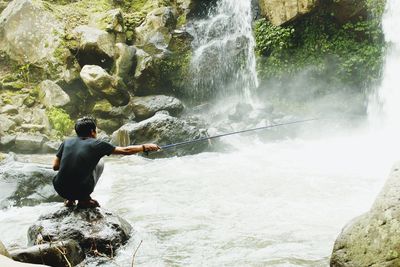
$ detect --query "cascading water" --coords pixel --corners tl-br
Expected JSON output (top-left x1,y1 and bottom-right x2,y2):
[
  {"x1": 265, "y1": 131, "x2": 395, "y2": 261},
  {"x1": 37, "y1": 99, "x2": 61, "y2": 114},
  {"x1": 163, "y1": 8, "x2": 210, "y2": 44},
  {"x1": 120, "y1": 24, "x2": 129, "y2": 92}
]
[
  {"x1": 368, "y1": 0, "x2": 400, "y2": 135},
  {"x1": 188, "y1": 0, "x2": 258, "y2": 103}
]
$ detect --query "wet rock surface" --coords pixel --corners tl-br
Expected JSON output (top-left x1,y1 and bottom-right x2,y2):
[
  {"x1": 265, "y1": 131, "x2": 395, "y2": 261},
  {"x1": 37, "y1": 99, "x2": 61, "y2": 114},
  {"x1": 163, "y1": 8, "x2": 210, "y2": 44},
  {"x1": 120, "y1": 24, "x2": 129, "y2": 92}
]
[
  {"x1": 28, "y1": 207, "x2": 132, "y2": 258},
  {"x1": 0, "y1": 153, "x2": 61, "y2": 208},
  {"x1": 10, "y1": 240, "x2": 84, "y2": 267},
  {"x1": 131, "y1": 95, "x2": 184, "y2": 120},
  {"x1": 331, "y1": 163, "x2": 400, "y2": 267},
  {"x1": 112, "y1": 112, "x2": 208, "y2": 156}
]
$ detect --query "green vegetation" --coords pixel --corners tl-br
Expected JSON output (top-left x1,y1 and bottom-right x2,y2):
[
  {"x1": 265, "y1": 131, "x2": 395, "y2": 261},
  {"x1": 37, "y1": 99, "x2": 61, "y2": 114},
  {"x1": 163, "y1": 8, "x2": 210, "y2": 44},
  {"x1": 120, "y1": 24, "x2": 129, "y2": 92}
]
[
  {"x1": 46, "y1": 107, "x2": 74, "y2": 138},
  {"x1": 254, "y1": 2, "x2": 386, "y2": 93}
]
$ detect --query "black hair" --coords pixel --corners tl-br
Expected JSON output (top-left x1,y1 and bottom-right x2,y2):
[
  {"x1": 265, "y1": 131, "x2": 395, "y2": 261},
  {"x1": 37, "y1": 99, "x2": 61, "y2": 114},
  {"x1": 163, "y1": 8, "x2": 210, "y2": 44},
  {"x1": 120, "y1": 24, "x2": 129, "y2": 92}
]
[{"x1": 75, "y1": 117, "x2": 97, "y2": 137}]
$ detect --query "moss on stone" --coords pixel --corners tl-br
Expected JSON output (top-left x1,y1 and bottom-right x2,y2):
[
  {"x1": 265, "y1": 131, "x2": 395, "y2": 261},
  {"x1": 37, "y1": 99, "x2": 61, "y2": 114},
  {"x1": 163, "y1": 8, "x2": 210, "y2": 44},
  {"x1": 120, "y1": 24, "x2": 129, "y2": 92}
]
[{"x1": 46, "y1": 107, "x2": 74, "y2": 138}]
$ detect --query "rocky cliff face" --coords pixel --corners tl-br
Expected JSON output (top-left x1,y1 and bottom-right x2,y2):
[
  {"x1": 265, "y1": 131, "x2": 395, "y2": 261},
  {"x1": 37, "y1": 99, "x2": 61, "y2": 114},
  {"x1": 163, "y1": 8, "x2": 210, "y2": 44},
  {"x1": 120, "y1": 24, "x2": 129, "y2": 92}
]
[
  {"x1": 331, "y1": 162, "x2": 400, "y2": 267},
  {"x1": 258, "y1": 0, "x2": 318, "y2": 26},
  {"x1": 0, "y1": 0, "x2": 208, "y2": 155}
]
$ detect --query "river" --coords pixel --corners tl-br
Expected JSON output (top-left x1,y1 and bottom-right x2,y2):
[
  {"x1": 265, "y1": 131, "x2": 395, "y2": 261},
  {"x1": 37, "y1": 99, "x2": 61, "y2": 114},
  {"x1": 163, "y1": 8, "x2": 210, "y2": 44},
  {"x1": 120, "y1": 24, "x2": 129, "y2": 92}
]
[{"x1": 0, "y1": 128, "x2": 393, "y2": 266}]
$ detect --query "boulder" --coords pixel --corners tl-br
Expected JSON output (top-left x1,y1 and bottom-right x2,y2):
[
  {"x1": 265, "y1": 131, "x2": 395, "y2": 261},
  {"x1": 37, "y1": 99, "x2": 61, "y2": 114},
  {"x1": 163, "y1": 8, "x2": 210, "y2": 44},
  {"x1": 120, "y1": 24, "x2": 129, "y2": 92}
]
[
  {"x1": 38, "y1": 80, "x2": 70, "y2": 108},
  {"x1": 10, "y1": 240, "x2": 84, "y2": 267},
  {"x1": 114, "y1": 43, "x2": 136, "y2": 84},
  {"x1": 0, "y1": 104, "x2": 18, "y2": 115},
  {"x1": 259, "y1": 0, "x2": 318, "y2": 26},
  {"x1": 14, "y1": 134, "x2": 47, "y2": 153},
  {"x1": 73, "y1": 25, "x2": 116, "y2": 69},
  {"x1": 28, "y1": 207, "x2": 132, "y2": 257},
  {"x1": 131, "y1": 95, "x2": 184, "y2": 120},
  {"x1": 0, "y1": 114, "x2": 16, "y2": 134},
  {"x1": 111, "y1": 113, "x2": 208, "y2": 156},
  {"x1": 0, "y1": 255, "x2": 50, "y2": 267},
  {"x1": 331, "y1": 162, "x2": 400, "y2": 266},
  {"x1": 0, "y1": 155, "x2": 61, "y2": 207},
  {"x1": 0, "y1": 135, "x2": 16, "y2": 150},
  {"x1": 0, "y1": 0, "x2": 62, "y2": 64},
  {"x1": 89, "y1": 9, "x2": 125, "y2": 34},
  {"x1": 133, "y1": 45, "x2": 167, "y2": 95},
  {"x1": 80, "y1": 65, "x2": 130, "y2": 107},
  {"x1": 135, "y1": 6, "x2": 177, "y2": 49},
  {"x1": 0, "y1": 240, "x2": 10, "y2": 258}
]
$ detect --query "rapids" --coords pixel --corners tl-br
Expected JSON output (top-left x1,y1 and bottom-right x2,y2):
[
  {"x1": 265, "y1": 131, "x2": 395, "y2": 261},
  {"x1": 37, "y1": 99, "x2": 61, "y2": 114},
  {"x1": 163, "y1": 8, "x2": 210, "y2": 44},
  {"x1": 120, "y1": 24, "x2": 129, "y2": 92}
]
[{"x1": 0, "y1": 130, "x2": 393, "y2": 266}]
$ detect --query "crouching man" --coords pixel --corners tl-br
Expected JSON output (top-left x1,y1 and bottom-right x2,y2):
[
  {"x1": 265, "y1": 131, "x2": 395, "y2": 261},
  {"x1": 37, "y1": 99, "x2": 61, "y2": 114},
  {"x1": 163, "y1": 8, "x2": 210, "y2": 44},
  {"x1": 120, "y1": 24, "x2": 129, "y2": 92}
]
[{"x1": 52, "y1": 117, "x2": 160, "y2": 208}]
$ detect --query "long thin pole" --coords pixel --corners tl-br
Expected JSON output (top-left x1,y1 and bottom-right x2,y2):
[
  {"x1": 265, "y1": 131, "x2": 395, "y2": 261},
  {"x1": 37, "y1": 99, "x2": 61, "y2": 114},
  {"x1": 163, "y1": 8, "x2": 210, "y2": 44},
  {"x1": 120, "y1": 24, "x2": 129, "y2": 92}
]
[{"x1": 158, "y1": 118, "x2": 319, "y2": 151}]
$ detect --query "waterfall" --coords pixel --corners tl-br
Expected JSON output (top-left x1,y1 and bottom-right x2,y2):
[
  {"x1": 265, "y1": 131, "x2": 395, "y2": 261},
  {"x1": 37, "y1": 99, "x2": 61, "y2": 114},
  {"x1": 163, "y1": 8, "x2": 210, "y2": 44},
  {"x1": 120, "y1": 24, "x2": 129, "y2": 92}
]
[
  {"x1": 368, "y1": 0, "x2": 400, "y2": 134},
  {"x1": 187, "y1": 0, "x2": 258, "y2": 103}
]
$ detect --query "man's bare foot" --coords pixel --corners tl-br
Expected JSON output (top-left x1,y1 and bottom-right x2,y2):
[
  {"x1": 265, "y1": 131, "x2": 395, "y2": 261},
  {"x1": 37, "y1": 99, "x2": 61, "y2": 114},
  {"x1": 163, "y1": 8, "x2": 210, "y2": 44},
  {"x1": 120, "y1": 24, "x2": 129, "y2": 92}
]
[
  {"x1": 64, "y1": 199, "x2": 76, "y2": 207},
  {"x1": 77, "y1": 198, "x2": 100, "y2": 209}
]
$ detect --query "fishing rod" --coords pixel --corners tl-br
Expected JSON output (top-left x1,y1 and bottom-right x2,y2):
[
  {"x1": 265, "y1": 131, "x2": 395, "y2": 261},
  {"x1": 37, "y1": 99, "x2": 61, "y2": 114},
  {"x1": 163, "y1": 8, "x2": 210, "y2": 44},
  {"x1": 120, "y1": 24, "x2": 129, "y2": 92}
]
[{"x1": 148, "y1": 118, "x2": 320, "y2": 154}]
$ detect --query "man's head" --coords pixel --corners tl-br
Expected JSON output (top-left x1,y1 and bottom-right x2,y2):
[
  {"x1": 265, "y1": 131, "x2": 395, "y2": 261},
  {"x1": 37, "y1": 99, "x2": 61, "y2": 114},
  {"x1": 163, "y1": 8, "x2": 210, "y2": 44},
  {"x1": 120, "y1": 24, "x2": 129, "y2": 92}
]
[{"x1": 75, "y1": 117, "x2": 97, "y2": 138}]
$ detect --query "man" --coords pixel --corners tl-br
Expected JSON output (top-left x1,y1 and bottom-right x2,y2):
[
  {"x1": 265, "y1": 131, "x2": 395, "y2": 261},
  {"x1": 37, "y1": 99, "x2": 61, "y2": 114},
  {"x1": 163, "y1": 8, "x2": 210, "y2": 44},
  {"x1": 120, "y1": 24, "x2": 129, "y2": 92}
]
[{"x1": 52, "y1": 117, "x2": 160, "y2": 208}]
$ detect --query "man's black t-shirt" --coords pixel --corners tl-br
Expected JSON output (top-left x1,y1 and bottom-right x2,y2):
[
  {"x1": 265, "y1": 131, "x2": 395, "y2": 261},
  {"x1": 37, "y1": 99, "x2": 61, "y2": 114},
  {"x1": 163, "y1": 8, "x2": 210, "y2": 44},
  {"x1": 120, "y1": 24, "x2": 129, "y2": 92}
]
[{"x1": 53, "y1": 137, "x2": 115, "y2": 200}]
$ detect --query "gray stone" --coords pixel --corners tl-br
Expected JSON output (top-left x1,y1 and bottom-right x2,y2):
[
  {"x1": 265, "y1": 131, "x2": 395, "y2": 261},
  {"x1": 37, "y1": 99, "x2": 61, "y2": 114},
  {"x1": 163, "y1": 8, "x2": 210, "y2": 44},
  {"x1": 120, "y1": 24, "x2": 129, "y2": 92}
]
[
  {"x1": 0, "y1": 104, "x2": 18, "y2": 115},
  {"x1": 89, "y1": 8, "x2": 125, "y2": 34},
  {"x1": 331, "y1": 162, "x2": 400, "y2": 267},
  {"x1": 131, "y1": 95, "x2": 184, "y2": 120},
  {"x1": 0, "y1": 135, "x2": 16, "y2": 150},
  {"x1": 133, "y1": 45, "x2": 168, "y2": 95},
  {"x1": 135, "y1": 6, "x2": 177, "y2": 49},
  {"x1": 73, "y1": 25, "x2": 116, "y2": 58},
  {"x1": 20, "y1": 124, "x2": 46, "y2": 133},
  {"x1": 0, "y1": 115, "x2": 16, "y2": 134},
  {"x1": 0, "y1": 240, "x2": 10, "y2": 258},
  {"x1": 0, "y1": 255, "x2": 50, "y2": 267},
  {"x1": 10, "y1": 240, "x2": 84, "y2": 267},
  {"x1": 258, "y1": 0, "x2": 318, "y2": 26},
  {"x1": 114, "y1": 43, "x2": 136, "y2": 83},
  {"x1": 0, "y1": 0, "x2": 62, "y2": 64},
  {"x1": 14, "y1": 134, "x2": 47, "y2": 153},
  {"x1": 111, "y1": 113, "x2": 208, "y2": 156},
  {"x1": 38, "y1": 80, "x2": 70, "y2": 108},
  {"x1": 80, "y1": 65, "x2": 130, "y2": 107},
  {"x1": 28, "y1": 207, "x2": 132, "y2": 257},
  {"x1": 42, "y1": 140, "x2": 61, "y2": 153},
  {"x1": 0, "y1": 157, "x2": 61, "y2": 207}
]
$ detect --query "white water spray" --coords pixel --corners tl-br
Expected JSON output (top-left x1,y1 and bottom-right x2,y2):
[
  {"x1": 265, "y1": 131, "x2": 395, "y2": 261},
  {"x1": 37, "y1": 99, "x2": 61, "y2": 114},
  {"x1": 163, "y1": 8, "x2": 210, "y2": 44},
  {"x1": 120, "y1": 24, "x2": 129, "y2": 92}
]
[
  {"x1": 188, "y1": 0, "x2": 258, "y2": 103},
  {"x1": 368, "y1": 0, "x2": 400, "y2": 135}
]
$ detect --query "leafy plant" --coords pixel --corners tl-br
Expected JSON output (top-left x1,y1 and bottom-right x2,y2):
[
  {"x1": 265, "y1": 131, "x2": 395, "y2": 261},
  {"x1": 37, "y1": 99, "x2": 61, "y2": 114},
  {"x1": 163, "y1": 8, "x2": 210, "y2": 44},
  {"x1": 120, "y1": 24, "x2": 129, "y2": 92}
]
[{"x1": 46, "y1": 107, "x2": 74, "y2": 138}]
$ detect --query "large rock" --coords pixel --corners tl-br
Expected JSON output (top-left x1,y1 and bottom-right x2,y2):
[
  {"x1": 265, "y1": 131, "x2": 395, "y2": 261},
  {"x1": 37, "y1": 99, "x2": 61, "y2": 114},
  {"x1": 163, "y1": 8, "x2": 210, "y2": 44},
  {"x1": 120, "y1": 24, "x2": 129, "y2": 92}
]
[
  {"x1": 28, "y1": 207, "x2": 132, "y2": 257},
  {"x1": 259, "y1": 0, "x2": 318, "y2": 26},
  {"x1": 131, "y1": 95, "x2": 184, "y2": 120},
  {"x1": 73, "y1": 25, "x2": 116, "y2": 70},
  {"x1": 14, "y1": 134, "x2": 47, "y2": 153},
  {"x1": 38, "y1": 80, "x2": 70, "y2": 108},
  {"x1": 111, "y1": 113, "x2": 208, "y2": 156},
  {"x1": 135, "y1": 6, "x2": 177, "y2": 49},
  {"x1": 331, "y1": 162, "x2": 400, "y2": 266},
  {"x1": 0, "y1": 255, "x2": 50, "y2": 267},
  {"x1": 0, "y1": 114, "x2": 16, "y2": 135},
  {"x1": 0, "y1": 154, "x2": 61, "y2": 207},
  {"x1": 73, "y1": 25, "x2": 115, "y2": 58},
  {"x1": 0, "y1": 240, "x2": 10, "y2": 258},
  {"x1": 80, "y1": 65, "x2": 130, "y2": 107},
  {"x1": 10, "y1": 240, "x2": 84, "y2": 267},
  {"x1": 0, "y1": 0, "x2": 62, "y2": 64},
  {"x1": 114, "y1": 43, "x2": 136, "y2": 84}
]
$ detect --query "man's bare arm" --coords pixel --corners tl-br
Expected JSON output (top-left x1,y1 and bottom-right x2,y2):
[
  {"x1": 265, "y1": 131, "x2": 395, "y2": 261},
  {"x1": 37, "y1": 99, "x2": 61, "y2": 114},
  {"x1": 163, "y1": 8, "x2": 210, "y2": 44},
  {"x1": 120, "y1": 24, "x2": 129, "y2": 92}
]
[
  {"x1": 112, "y1": 144, "x2": 160, "y2": 155},
  {"x1": 53, "y1": 156, "x2": 60, "y2": 171}
]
